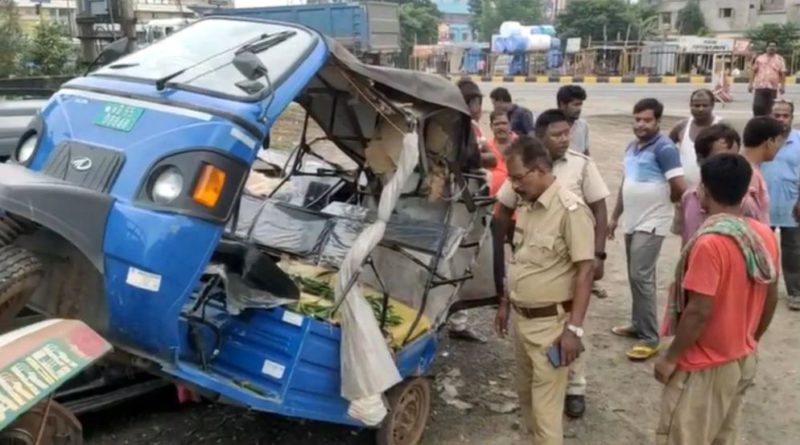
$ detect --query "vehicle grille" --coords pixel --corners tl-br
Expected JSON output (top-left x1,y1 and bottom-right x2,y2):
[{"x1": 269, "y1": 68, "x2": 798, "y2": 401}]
[{"x1": 43, "y1": 142, "x2": 125, "y2": 193}]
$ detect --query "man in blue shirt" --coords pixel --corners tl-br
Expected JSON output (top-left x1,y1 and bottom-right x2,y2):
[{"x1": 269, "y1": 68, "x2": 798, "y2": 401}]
[
  {"x1": 762, "y1": 98, "x2": 800, "y2": 310},
  {"x1": 490, "y1": 87, "x2": 535, "y2": 136},
  {"x1": 609, "y1": 98, "x2": 687, "y2": 360}
]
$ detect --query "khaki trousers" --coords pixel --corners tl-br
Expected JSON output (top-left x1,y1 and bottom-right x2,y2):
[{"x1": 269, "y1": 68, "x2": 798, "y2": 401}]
[
  {"x1": 514, "y1": 310, "x2": 569, "y2": 445},
  {"x1": 656, "y1": 354, "x2": 758, "y2": 445}
]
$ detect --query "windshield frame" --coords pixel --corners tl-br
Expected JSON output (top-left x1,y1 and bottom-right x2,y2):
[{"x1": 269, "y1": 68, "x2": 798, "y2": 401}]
[{"x1": 90, "y1": 17, "x2": 323, "y2": 104}]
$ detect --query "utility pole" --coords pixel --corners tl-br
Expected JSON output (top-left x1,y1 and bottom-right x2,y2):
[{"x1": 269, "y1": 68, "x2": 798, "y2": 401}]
[
  {"x1": 116, "y1": 0, "x2": 136, "y2": 43},
  {"x1": 76, "y1": 0, "x2": 137, "y2": 65},
  {"x1": 65, "y1": 0, "x2": 74, "y2": 37},
  {"x1": 76, "y1": 0, "x2": 98, "y2": 62}
]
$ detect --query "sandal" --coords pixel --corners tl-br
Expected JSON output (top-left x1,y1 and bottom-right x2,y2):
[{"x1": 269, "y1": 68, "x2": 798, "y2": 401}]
[
  {"x1": 626, "y1": 343, "x2": 660, "y2": 361},
  {"x1": 611, "y1": 325, "x2": 638, "y2": 338}
]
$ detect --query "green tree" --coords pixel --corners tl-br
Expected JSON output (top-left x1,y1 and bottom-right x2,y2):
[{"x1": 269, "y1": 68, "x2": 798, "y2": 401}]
[
  {"x1": 556, "y1": 0, "x2": 659, "y2": 44},
  {"x1": 746, "y1": 22, "x2": 800, "y2": 58},
  {"x1": 398, "y1": 0, "x2": 441, "y2": 67},
  {"x1": 468, "y1": 0, "x2": 483, "y2": 40},
  {"x1": 23, "y1": 21, "x2": 73, "y2": 75},
  {"x1": 0, "y1": 0, "x2": 25, "y2": 77},
  {"x1": 399, "y1": 0, "x2": 441, "y2": 45},
  {"x1": 474, "y1": 0, "x2": 544, "y2": 41},
  {"x1": 676, "y1": 0, "x2": 706, "y2": 35},
  {"x1": 624, "y1": 1, "x2": 660, "y2": 42}
]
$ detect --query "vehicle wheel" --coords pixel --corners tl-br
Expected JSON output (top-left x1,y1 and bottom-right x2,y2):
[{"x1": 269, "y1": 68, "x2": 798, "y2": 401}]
[
  {"x1": 0, "y1": 400, "x2": 82, "y2": 445},
  {"x1": 0, "y1": 214, "x2": 28, "y2": 247},
  {"x1": 376, "y1": 377, "x2": 432, "y2": 445},
  {"x1": 0, "y1": 245, "x2": 44, "y2": 322}
]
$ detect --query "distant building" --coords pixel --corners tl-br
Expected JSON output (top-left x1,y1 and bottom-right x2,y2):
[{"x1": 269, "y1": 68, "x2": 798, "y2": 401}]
[
  {"x1": 14, "y1": 0, "x2": 233, "y2": 35},
  {"x1": 15, "y1": 0, "x2": 77, "y2": 33},
  {"x1": 656, "y1": 0, "x2": 800, "y2": 37},
  {"x1": 432, "y1": 0, "x2": 472, "y2": 43},
  {"x1": 133, "y1": 0, "x2": 230, "y2": 21}
]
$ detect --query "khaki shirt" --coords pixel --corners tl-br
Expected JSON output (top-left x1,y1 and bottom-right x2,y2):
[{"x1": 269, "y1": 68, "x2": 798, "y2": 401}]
[
  {"x1": 506, "y1": 181, "x2": 595, "y2": 307},
  {"x1": 497, "y1": 149, "x2": 610, "y2": 208}
]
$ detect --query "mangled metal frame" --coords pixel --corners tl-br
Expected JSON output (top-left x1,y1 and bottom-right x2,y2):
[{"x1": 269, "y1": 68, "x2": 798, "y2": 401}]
[{"x1": 233, "y1": 38, "x2": 495, "y2": 342}]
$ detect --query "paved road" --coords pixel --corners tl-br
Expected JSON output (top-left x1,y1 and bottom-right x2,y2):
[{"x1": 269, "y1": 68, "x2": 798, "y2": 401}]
[
  {"x1": 81, "y1": 114, "x2": 800, "y2": 445},
  {"x1": 476, "y1": 83, "x2": 799, "y2": 121}
]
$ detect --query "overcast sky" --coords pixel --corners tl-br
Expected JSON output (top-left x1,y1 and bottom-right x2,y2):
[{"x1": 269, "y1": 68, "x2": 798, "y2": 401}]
[{"x1": 234, "y1": 0, "x2": 307, "y2": 7}]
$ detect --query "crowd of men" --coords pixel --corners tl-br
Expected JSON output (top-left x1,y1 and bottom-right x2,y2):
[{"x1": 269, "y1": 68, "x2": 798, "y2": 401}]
[{"x1": 453, "y1": 74, "x2": 799, "y2": 445}]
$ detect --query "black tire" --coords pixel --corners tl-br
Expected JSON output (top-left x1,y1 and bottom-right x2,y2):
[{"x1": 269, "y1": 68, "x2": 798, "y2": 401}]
[
  {"x1": 376, "y1": 377, "x2": 432, "y2": 445},
  {"x1": 0, "y1": 245, "x2": 44, "y2": 322},
  {"x1": 0, "y1": 400, "x2": 83, "y2": 445},
  {"x1": 0, "y1": 214, "x2": 28, "y2": 247}
]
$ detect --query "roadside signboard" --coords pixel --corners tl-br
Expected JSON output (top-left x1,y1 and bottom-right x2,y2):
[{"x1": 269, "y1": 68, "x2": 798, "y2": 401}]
[
  {"x1": 566, "y1": 38, "x2": 581, "y2": 54},
  {"x1": 677, "y1": 36, "x2": 734, "y2": 53}
]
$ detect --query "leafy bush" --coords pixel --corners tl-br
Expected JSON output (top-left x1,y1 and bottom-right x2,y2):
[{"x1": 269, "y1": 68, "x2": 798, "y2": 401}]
[
  {"x1": 22, "y1": 21, "x2": 75, "y2": 76},
  {"x1": 0, "y1": 0, "x2": 25, "y2": 77}
]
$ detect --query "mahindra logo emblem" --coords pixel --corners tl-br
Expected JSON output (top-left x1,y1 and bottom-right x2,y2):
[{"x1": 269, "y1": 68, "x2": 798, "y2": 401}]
[{"x1": 70, "y1": 157, "x2": 92, "y2": 172}]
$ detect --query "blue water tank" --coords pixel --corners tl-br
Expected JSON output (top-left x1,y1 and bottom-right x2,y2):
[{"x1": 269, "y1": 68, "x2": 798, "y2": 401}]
[
  {"x1": 464, "y1": 47, "x2": 483, "y2": 74},
  {"x1": 547, "y1": 48, "x2": 563, "y2": 69},
  {"x1": 507, "y1": 34, "x2": 528, "y2": 52}
]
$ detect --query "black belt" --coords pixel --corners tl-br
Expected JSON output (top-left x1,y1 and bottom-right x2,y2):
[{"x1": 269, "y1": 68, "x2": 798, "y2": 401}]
[{"x1": 512, "y1": 300, "x2": 572, "y2": 319}]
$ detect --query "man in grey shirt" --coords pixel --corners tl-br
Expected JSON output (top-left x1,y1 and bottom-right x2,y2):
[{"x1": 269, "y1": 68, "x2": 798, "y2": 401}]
[{"x1": 558, "y1": 85, "x2": 590, "y2": 155}]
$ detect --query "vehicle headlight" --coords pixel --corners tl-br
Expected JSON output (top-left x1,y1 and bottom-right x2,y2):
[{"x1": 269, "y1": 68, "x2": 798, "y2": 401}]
[
  {"x1": 16, "y1": 134, "x2": 38, "y2": 163},
  {"x1": 150, "y1": 167, "x2": 184, "y2": 205}
]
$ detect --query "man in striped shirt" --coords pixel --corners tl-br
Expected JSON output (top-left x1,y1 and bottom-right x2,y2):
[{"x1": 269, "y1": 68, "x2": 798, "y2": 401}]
[{"x1": 609, "y1": 98, "x2": 687, "y2": 361}]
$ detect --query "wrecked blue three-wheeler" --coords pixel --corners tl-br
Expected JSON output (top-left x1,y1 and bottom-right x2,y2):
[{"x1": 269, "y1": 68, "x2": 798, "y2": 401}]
[{"x1": 0, "y1": 16, "x2": 497, "y2": 445}]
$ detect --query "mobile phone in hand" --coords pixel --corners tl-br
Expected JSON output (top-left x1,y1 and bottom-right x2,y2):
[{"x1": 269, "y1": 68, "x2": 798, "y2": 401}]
[
  {"x1": 546, "y1": 343, "x2": 586, "y2": 368},
  {"x1": 546, "y1": 345, "x2": 562, "y2": 368}
]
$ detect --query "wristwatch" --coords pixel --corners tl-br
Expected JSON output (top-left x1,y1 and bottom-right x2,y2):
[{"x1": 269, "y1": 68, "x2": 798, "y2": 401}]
[
  {"x1": 595, "y1": 251, "x2": 607, "y2": 261},
  {"x1": 566, "y1": 324, "x2": 584, "y2": 338}
]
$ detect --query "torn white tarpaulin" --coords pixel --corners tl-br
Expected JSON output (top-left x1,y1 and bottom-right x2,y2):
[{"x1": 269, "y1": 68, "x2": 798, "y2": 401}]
[{"x1": 335, "y1": 131, "x2": 419, "y2": 425}]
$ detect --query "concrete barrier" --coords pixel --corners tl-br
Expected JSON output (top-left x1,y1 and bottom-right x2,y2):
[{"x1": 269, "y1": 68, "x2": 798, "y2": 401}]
[
  {"x1": 0, "y1": 75, "x2": 75, "y2": 97},
  {"x1": 451, "y1": 75, "x2": 798, "y2": 85}
]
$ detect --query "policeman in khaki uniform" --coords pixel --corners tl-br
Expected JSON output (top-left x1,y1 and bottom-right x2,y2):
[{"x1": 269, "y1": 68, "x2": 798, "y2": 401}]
[
  {"x1": 493, "y1": 136, "x2": 596, "y2": 445},
  {"x1": 496, "y1": 109, "x2": 609, "y2": 419}
]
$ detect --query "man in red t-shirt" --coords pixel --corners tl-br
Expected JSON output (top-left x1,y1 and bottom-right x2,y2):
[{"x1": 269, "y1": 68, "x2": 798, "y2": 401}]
[
  {"x1": 485, "y1": 110, "x2": 517, "y2": 196},
  {"x1": 654, "y1": 153, "x2": 779, "y2": 445}
]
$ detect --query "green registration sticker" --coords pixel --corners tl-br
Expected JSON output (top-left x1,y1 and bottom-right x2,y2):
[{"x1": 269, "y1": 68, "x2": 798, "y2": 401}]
[{"x1": 94, "y1": 102, "x2": 145, "y2": 132}]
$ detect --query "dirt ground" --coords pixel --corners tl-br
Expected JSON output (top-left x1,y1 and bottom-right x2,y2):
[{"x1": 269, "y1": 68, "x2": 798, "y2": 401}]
[{"x1": 81, "y1": 112, "x2": 800, "y2": 445}]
